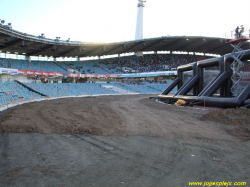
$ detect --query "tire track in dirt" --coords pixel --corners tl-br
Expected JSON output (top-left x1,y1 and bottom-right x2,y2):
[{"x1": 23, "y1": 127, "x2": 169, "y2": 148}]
[{"x1": 0, "y1": 94, "x2": 248, "y2": 141}]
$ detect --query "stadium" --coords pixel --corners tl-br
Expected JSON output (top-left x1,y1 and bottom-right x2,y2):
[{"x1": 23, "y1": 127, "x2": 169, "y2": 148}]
[{"x1": 0, "y1": 0, "x2": 250, "y2": 186}]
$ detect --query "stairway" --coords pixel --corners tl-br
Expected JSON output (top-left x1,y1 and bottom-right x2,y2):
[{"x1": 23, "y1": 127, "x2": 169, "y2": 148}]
[
  {"x1": 14, "y1": 80, "x2": 48, "y2": 97},
  {"x1": 101, "y1": 85, "x2": 138, "y2": 94}
]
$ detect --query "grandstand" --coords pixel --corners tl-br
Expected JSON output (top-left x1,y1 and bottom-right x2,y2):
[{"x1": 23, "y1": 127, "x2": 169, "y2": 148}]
[
  {"x1": 1, "y1": 50, "x2": 208, "y2": 108},
  {"x1": 0, "y1": 54, "x2": 210, "y2": 74},
  {"x1": 0, "y1": 80, "x2": 176, "y2": 108},
  {"x1": 0, "y1": 23, "x2": 249, "y2": 109},
  {"x1": 1, "y1": 2, "x2": 250, "y2": 186},
  {"x1": 1, "y1": 32, "x2": 213, "y2": 109}
]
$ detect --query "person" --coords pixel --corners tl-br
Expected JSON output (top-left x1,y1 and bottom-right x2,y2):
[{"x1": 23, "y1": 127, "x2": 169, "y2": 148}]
[
  {"x1": 239, "y1": 25, "x2": 244, "y2": 38},
  {"x1": 235, "y1": 26, "x2": 239, "y2": 38}
]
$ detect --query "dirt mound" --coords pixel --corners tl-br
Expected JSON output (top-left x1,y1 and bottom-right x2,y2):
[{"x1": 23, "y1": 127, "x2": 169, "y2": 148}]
[
  {"x1": 0, "y1": 95, "x2": 249, "y2": 141},
  {"x1": 201, "y1": 108, "x2": 250, "y2": 141},
  {"x1": 201, "y1": 108, "x2": 250, "y2": 125}
]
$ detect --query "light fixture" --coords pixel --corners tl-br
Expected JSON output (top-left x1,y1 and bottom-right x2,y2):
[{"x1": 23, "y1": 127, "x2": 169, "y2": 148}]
[
  {"x1": 39, "y1": 33, "x2": 45, "y2": 38},
  {"x1": 22, "y1": 53, "x2": 26, "y2": 54},
  {"x1": 55, "y1": 37, "x2": 60, "y2": 43}
]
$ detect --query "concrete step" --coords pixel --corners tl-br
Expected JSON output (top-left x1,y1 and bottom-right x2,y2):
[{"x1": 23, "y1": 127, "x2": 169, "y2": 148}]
[{"x1": 102, "y1": 85, "x2": 138, "y2": 94}]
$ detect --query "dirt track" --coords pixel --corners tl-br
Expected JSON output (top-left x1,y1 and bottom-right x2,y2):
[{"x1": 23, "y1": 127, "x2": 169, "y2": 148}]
[{"x1": 0, "y1": 94, "x2": 250, "y2": 187}]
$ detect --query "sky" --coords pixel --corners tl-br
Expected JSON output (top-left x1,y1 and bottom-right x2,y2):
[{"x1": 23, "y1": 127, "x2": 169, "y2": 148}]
[{"x1": 1, "y1": 0, "x2": 250, "y2": 43}]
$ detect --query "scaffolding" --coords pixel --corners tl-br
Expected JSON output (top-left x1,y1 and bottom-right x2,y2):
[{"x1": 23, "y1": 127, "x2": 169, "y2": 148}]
[{"x1": 226, "y1": 28, "x2": 250, "y2": 96}]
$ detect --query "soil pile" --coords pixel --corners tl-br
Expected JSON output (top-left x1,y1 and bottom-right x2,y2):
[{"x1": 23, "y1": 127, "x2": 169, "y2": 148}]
[
  {"x1": 0, "y1": 95, "x2": 249, "y2": 141},
  {"x1": 201, "y1": 108, "x2": 250, "y2": 141}
]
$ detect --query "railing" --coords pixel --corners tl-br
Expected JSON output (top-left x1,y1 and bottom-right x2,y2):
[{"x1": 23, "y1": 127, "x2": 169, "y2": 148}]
[{"x1": 225, "y1": 28, "x2": 250, "y2": 40}]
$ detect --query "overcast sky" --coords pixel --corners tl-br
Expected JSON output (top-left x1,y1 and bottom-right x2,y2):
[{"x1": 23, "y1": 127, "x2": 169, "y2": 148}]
[{"x1": 1, "y1": 0, "x2": 250, "y2": 42}]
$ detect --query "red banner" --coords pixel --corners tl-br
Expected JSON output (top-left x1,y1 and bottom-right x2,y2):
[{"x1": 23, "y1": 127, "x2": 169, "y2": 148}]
[
  {"x1": 42, "y1": 72, "x2": 49, "y2": 76},
  {"x1": 34, "y1": 71, "x2": 43, "y2": 75},
  {"x1": 85, "y1": 74, "x2": 95, "y2": 77},
  {"x1": 27, "y1": 71, "x2": 35, "y2": 75},
  {"x1": 18, "y1": 70, "x2": 119, "y2": 78},
  {"x1": 48, "y1": 72, "x2": 55, "y2": 76},
  {"x1": 55, "y1": 72, "x2": 63, "y2": 76},
  {"x1": 84, "y1": 74, "x2": 120, "y2": 78},
  {"x1": 18, "y1": 70, "x2": 27, "y2": 74},
  {"x1": 18, "y1": 70, "x2": 63, "y2": 77},
  {"x1": 106, "y1": 74, "x2": 120, "y2": 78},
  {"x1": 68, "y1": 73, "x2": 80, "y2": 77}
]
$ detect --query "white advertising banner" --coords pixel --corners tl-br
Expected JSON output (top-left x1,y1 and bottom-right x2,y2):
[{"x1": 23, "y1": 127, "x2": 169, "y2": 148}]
[{"x1": 0, "y1": 68, "x2": 18, "y2": 74}]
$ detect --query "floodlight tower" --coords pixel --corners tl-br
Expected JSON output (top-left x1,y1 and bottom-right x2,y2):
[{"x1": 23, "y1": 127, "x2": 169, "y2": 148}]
[{"x1": 135, "y1": 0, "x2": 146, "y2": 40}]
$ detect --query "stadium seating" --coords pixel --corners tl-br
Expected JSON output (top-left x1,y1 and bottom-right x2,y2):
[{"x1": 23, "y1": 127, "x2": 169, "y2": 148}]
[
  {"x1": 0, "y1": 54, "x2": 211, "y2": 75},
  {"x1": 0, "y1": 81, "x2": 43, "y2": 106},
  {"x1": 22, "y1": 83, "x2": 119, "y2": 97},
  {"x1": 0, "y1": 81, "x2": 178, "y2": 107},
  {"x1": 0, "y1": 54, "x2": 205, "y2": 107}
]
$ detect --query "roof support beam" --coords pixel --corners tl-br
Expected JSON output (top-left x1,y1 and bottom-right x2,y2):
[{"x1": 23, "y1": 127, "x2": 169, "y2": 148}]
[
  {"x1": 154, "y1": 37, "x2": 184, "y2": 51},
  {"x1": 206, "y1": 43, "x2": 228, "y2": 54},
  {"x1": 26, "y1": 44, "x2": 53, "y2": 56},
  {"x1": 191, "y1": 39, "x2": 218, "y2": 53},
  {"x1": 119, "y1": 41, "x2": 145, "y2": 54},
  {"x1": 85, "y1": 45, "x2": 104, "y2": 57},
  {"x1": 55, "y1": 47, "x2": 80, "y2": 57},
  {"x1": 102, "y1": 44, "x2": 124, "y2": 56},
  {"x1": 0, "y1": 39, "x2": 22, "y2": 50},
  {"x1": 174, "y1": 38, "x2": 201, "y2": 52},
  {"x1": 139, "y1": 39, "x2": 164, "y2": 52}
]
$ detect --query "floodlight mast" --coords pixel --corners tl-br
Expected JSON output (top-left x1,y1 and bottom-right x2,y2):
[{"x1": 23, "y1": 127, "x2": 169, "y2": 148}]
[{"x1": 135, "y1": 0, "x2": 146, "y2": 40}]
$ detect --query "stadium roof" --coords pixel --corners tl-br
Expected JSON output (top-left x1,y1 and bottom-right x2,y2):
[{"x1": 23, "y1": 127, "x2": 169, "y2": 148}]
[{"x1": 0, "y1": 25, "x2": 249, "y2": 58}]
